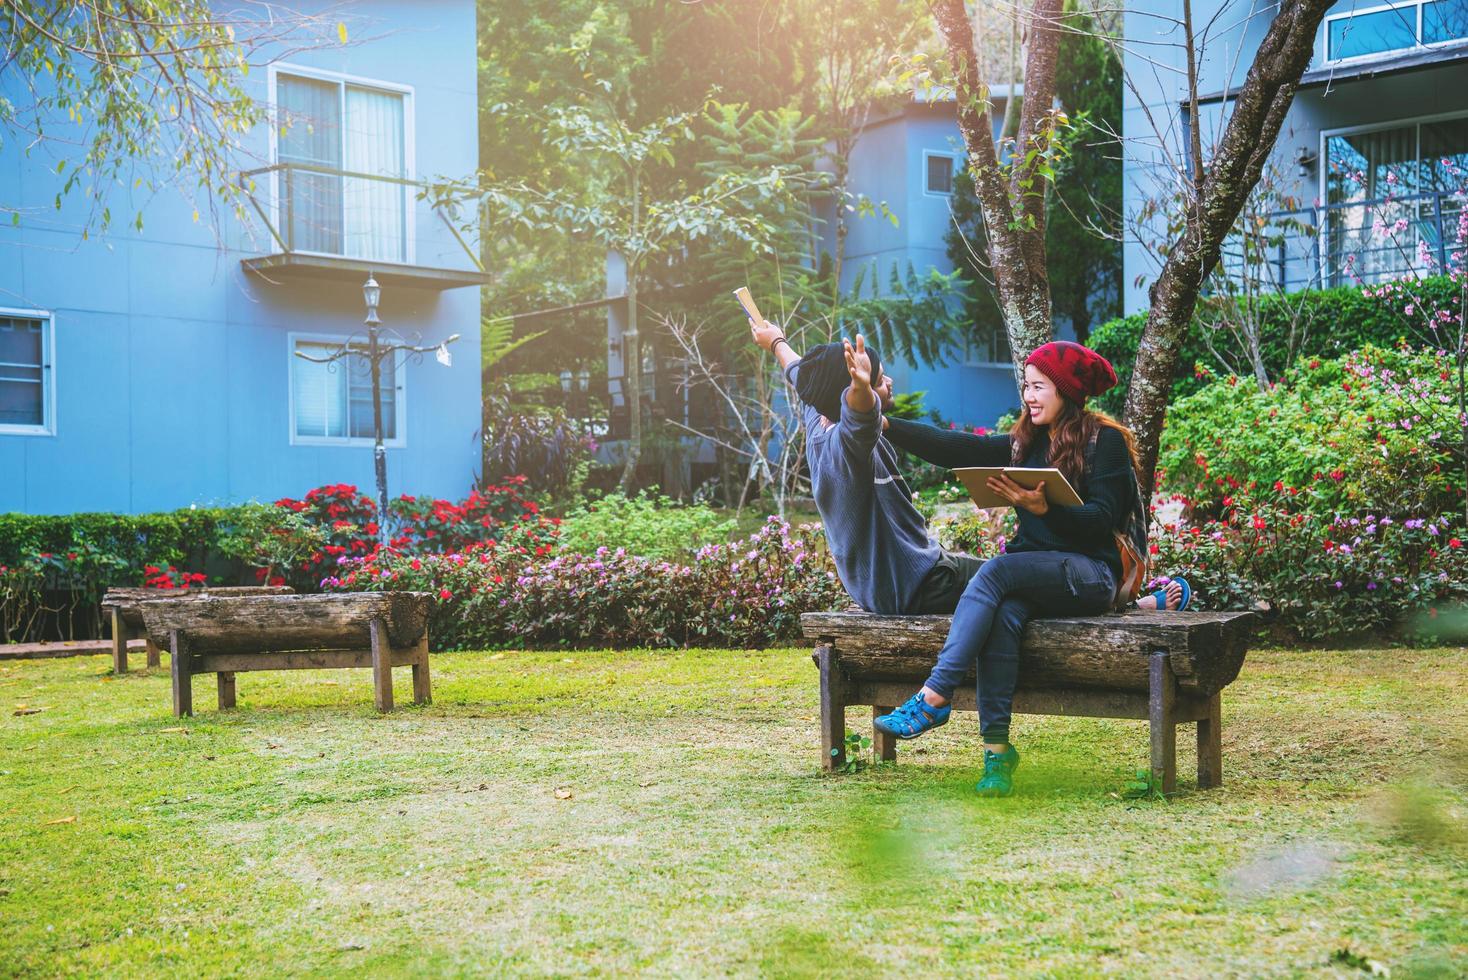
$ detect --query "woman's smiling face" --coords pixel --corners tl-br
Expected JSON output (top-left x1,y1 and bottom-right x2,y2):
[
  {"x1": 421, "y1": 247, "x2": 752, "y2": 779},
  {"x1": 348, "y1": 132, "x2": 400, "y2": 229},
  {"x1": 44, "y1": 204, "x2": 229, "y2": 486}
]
[{"x1": 1022, "y1": 364, "x2": 1064, "y2": 426}]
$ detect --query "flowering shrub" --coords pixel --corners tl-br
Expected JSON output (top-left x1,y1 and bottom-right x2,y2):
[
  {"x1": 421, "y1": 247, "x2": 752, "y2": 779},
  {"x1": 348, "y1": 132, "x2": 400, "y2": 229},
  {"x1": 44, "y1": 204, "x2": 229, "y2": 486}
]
[
  {"x1": 325, "y1": 518, "x2": 846, "y2": 650},
  {"x1": 142, "y1": 564, "x2": 208, "y2": 589},
  {"x1": 263, "y1": 480, "x2": 556, "y2": 590},
  {"x1": 556, "y1": 492, "x2": 736, "y2": 562},
  {"x1": 1151, "y1": 483, "x2": 1468, "y2": 643},
  {"x1": 1159, "y1": 346, "x2": 1461, "y2": 519}
]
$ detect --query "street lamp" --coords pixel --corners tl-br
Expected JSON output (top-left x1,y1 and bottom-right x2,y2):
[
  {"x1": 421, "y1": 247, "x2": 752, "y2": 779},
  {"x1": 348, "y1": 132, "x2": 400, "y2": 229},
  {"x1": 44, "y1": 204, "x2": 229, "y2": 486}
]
[{"x1": 294, "y1": 273, "x2": 460, "y2": 548}]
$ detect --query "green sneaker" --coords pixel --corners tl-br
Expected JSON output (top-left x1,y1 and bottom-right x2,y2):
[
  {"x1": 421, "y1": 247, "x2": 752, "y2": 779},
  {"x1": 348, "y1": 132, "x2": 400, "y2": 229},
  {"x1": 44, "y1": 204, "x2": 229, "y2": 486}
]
[{"x1": 976, "y1": 744, "x2": 1020, "y2": 797}]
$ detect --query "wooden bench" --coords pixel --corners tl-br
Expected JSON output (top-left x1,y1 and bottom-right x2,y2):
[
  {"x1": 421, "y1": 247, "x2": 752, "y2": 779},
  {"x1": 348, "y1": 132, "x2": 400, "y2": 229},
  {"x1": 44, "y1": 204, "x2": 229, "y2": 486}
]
[
  {"x1": 137, "y1": 592, "x2": 433, "y2": 716},
  {"x1": 101, "y1": 586, "x2": 293, "y2": 674},
  {"x1": 801, "y1": 609, "x2": 1255, "y2": 792}
]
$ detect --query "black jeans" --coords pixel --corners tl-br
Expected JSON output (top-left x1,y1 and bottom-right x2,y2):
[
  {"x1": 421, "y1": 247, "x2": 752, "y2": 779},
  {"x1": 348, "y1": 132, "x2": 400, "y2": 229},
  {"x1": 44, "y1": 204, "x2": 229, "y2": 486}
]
[
  {"x1": 906, "y1": 550, "x2": 986, "y2": 614},
  {"x1": 923, "y1": 551, "x2": 1115, "y2": 744}
]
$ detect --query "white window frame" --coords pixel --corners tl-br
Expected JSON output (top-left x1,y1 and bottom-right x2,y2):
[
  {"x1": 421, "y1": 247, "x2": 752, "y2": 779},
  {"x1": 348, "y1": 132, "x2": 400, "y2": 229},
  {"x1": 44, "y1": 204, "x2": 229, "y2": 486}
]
[
  {"x1": 266, "y1": 64, "x2": 417, "y2": 263},
  {"x1": 1316, "y1": 108, "x2": 1468, "y2": 282},
  {"x1": 1321, "y1": 0, "x2": 1468, "y2": 65},
  {"x1": 287, "y1": 331, "x2": 408, "y2": 448},
  {"x1": 0, "y1": 307, "x2": 56, "y2": 437},
  {"x1": 923, "y1": 150, "x2": 957, "y2": 197}
]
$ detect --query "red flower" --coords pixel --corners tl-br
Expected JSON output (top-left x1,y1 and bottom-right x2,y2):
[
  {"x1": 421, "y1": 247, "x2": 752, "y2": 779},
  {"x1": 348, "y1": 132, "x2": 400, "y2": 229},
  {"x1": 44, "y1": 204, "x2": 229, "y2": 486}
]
[
  {"x1": 1252, "y1": 517, "x2": 1266, "y2": 531},
  {"x1": 439, "y1": 588, "x2": 452, "y2": 601},
  {"x1": 1329, "y1": 470, "x2": 1345, "y2": 482},
  {"x1": 410, "y1": 558, "x2": 422, "y2": 571},
  {"x1": 267, "y1": 575, "x2": 286, "y2": 587},
  {"x1": 365, "y1": 522, "x2": 379, "y2": 536},
  {"x1": 1450, "y1": 538, "x2": 1463, "y2": 549}
]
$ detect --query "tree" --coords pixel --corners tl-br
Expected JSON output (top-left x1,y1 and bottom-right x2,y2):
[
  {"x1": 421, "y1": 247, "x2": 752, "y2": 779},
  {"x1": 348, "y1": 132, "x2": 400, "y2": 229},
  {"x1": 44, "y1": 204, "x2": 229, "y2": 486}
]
[
  {"x1": 928, "y1": 0, "x2": 1337, "y2": 495},
  {"x1": 0, "y1": 0, "x2": 344, "y2": 235},
  {"x1": 434, "y1": 102, "x2": 820, "y2": 490}
]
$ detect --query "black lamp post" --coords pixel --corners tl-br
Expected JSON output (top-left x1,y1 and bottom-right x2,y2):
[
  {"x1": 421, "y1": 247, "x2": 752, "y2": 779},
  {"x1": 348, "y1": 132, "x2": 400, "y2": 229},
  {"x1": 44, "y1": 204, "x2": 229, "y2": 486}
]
[{"x1": 294, "y1": 274, "x2": 460, "y2": 547}]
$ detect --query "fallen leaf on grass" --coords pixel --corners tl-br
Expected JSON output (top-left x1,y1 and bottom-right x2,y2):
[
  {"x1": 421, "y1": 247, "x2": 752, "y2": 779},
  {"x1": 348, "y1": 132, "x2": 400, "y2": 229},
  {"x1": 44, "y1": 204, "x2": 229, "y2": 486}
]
[
  {"x1": 12, "y1": 706, "x2": 43, "y2": 716},
  {"x1": 57, "y1": 785, "x2": 78, "y2": 796},
  {"x1": 43, "y1": 815, "x2": 76, "y2": 826},
  {"x1": 553, "y1": 787, "x2": 573, "y2": 800},
  {"x1": 336, "y1": 943, "x2": 366, "y2": 952},
  {"x1": 488, "y1": 653, "x2": 505, "y2": 661},
  {"x1": 638, "y1": 780, "x2": 656, "y2": 788},
  {"x1": 158, "y1": 727, "x2": 189, "y2": 735}
]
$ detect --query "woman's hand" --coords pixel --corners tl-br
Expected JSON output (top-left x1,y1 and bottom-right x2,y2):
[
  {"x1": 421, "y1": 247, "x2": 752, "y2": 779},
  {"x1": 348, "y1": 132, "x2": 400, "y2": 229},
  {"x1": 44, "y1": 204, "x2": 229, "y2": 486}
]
[{"x1": 986, "y1": 474, "x2": 1049, "y2": 515}]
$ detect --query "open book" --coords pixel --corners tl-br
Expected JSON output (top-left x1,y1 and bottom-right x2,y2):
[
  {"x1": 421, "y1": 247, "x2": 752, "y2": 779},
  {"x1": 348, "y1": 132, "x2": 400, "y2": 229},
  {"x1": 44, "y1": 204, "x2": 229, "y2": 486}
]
[{"x1": 954, "y1": 467, "x2": 1084, "y2": 509}]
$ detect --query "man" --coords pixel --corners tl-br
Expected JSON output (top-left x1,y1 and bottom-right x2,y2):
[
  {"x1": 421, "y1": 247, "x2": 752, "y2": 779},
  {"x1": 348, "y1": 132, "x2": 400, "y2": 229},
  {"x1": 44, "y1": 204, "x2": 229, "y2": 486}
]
[{"x1": 748, "y1": 318, "x2": 1187, "y2": 614}]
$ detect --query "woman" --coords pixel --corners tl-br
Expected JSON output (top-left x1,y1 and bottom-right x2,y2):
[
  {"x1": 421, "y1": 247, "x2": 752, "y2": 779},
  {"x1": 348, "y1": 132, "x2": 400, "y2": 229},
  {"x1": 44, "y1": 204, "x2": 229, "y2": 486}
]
[{"x1": 871, "y1": 339, "x2": 1148, "y2": 797}]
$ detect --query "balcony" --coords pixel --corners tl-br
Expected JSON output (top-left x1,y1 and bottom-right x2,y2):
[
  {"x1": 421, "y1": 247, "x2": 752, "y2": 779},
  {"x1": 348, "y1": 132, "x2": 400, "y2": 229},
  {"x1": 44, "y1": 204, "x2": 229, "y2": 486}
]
[
  {"x1": 1216, "y1": 190, "x2": 1464, "y2": 294},
  {"x1": 237, "y1": 163, "x2": 490, "y2": 291}
]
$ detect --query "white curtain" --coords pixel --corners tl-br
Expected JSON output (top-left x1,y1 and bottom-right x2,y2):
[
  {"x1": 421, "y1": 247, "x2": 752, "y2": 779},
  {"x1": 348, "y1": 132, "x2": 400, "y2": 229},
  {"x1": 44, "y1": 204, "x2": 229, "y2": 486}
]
[
  {"x1": 293, "y1": 343, "x2": 346, "y2": 438},
  {"x1": 344, "y1": 87, "x2": 406, "y2": 262},
  {"x1": 277, "y1": 75, "x2": 342, "y2": 254}
]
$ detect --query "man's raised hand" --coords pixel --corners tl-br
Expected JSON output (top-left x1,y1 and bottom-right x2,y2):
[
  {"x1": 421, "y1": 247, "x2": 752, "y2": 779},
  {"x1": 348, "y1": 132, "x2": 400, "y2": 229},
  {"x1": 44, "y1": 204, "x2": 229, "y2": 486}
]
[
  {"x1": 843, "y1": 334, "x2": 873, "y2": 389},
  {"x1": 842, "y1": 334, "x2": 877, "y2": 413},
  {"x1": 749, "y1": 317, "x2": 784, "y2": 352}
]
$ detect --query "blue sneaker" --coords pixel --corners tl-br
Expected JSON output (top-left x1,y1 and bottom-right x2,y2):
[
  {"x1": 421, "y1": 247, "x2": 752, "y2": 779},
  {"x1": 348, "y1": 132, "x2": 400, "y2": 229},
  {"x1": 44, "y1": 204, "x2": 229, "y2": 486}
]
[
  {"x1": 873, "y1": 693, "x2": 951, "y2": 740},
  {"x1": 975, "y1": 744, "x2": 1021, "y2": 797}
]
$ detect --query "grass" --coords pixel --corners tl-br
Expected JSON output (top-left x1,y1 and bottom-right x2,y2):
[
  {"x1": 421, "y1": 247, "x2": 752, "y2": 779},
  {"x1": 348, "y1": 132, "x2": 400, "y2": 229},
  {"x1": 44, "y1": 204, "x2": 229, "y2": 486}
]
[{"x1": 0, "y1": 644, "x2": 1464, "y2": 977}]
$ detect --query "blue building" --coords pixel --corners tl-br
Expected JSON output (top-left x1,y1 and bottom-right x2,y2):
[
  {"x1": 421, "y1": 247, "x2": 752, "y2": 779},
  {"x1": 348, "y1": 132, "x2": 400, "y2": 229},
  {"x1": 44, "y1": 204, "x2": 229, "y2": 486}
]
[
  {"x1": 1123, "y1": 0, "x2": 1468, "y2": 312},
  {"x1": 0, "y1": 0, "x2": 486, "y2": 516},
  {"x1": 814, "y1": 89, "x2": 1022, "y2": 429}
]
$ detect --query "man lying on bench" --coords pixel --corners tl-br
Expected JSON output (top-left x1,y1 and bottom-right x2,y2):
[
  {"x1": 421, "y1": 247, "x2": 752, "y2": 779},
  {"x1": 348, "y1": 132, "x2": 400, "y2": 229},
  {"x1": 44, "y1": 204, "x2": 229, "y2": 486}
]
[{"x1": 748, "y1": 317, "x2": 1187, "y2": 618}]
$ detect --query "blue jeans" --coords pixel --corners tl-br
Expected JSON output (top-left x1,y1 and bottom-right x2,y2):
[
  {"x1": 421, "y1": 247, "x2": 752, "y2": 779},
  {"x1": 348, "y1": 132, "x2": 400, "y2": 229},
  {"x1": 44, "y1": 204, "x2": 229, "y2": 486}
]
[{"x1": 924, "y1": 551, "x2": 1116, "y2": 744}]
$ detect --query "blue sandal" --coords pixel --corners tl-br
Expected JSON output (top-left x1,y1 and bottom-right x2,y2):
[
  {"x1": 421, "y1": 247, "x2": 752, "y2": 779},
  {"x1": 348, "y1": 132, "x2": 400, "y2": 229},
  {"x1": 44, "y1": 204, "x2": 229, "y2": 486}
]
[
  {"x1": 874, "y1": 693, "x2": 951, "y2": 740},
  {"x1": 1150, "y1": 575, "x2": 1192, "y2": 611}
]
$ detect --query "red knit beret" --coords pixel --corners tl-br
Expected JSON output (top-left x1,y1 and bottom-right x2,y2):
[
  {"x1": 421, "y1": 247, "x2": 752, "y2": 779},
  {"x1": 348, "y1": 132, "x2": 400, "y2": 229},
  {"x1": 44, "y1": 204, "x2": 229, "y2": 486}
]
[{"x1": 1024, "y1": 341, "x2": 1118, "y2": 405}]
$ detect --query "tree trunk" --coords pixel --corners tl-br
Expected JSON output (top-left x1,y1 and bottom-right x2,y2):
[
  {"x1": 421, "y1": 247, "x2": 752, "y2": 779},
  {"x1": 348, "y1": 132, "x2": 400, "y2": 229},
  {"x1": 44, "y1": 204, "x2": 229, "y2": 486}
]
[
  {"x1": 931, "y1": 0, "x2": 1062, "y2": 385},
  {"x1": 1123, "y1": 0, "x2": 1334, "y2": 500}
]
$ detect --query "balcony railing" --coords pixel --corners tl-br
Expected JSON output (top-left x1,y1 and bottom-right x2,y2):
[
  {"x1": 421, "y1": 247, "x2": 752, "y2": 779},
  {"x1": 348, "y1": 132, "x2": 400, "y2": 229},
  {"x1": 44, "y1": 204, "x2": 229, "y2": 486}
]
[
  {"x1": 237, "y1": 163, "x2": 488, "y2": 289},
  {"x1": 1217, "y1": 189, "x2": 1465, "y2": 294}
]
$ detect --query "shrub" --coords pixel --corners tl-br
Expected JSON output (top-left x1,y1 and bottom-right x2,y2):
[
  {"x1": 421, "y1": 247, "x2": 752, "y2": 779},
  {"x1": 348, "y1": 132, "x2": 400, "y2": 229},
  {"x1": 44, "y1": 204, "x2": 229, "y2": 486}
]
[
  {"x1": 1151, "y1": 483, "x2": 1468, "y2": 644},
  {"x1": 556, "y1": 492, "x2": 737, "y2": 562},
  {"x1": 1088, "y1": 275, "x2": 1461, "y2": 416},
  {"x1": 1158, "y1": 346, "x2": 1462, "y2": 519},
  {"x1": 326, "y1": 518, "x2": 846, "y2": 651}
]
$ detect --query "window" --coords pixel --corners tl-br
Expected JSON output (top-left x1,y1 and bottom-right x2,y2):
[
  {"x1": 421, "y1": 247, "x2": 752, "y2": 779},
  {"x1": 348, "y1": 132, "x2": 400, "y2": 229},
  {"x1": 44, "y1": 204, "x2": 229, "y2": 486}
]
[
  {"x1": 290, "y1": 337, "x2": 404, "y2": 445},
  {"x1": 963, "y1": 329, "x2": 1012, "y2": 366},
  {"x1": 925, "y1": 153, "x2": 955, "y2": 195},
  {"x1": 275, "y1": 69, "x2": 410, "y2": 261},
  {"x1": 0, "y1": 311, "x2": 53, "y2": 435},
  {"x1": 1323, "y1": 112, "x2": 1468, "y2": 283},
  {"x1": 1325, "y1": 0, "x2": 1468, "y2": 62}
]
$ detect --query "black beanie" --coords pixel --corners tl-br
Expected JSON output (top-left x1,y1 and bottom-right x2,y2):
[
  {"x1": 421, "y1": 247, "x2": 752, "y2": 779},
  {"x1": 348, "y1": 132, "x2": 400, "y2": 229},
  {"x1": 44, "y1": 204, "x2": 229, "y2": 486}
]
[{"x1": 795, "y1": 341, "x2": 883, "y2": 421}]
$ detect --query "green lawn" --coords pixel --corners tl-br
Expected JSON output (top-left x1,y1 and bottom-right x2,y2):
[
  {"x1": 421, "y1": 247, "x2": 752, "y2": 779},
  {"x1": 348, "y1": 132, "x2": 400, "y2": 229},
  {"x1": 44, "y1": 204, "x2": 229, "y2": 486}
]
[{"x1": 1, "y1": 645, "x2": 1464, "y2": 977}]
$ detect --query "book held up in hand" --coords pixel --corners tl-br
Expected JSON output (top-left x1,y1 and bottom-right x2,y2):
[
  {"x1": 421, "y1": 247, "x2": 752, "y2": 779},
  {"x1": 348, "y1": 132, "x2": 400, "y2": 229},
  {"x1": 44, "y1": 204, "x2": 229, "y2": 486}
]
[{"x1": 954, "y1": 467, "x2": 1084, "y2": 509}]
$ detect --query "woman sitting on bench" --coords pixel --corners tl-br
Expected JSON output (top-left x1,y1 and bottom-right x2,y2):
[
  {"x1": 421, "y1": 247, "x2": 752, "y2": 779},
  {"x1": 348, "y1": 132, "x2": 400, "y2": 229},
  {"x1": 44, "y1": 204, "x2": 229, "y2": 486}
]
[{"x1": 870, "y1": 339, "x2": 1155, "y2": 797}]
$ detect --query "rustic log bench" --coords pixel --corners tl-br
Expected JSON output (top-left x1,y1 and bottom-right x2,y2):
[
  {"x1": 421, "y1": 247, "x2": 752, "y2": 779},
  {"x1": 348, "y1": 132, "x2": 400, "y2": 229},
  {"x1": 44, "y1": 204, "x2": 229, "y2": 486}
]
[
  {"x1": 102, "y1": 586, "x2": 294, "y2": 674},
  {"x1": 802, "y1": 609, "x2": 1255, "y2": 792},
  {"x1": 138, "y1": 592, "x2": 433, "y2": 716}
]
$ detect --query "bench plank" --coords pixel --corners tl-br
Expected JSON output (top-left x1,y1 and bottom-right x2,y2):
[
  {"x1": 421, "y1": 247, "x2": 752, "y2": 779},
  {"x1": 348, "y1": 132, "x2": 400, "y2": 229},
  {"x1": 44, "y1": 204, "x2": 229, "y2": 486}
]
[
  {"x1": 801, "y1": 609, "x2": 1254, "y2": 697},
  {"x1": 139, "y1": 592, "x2": 430, "y2": 654}
]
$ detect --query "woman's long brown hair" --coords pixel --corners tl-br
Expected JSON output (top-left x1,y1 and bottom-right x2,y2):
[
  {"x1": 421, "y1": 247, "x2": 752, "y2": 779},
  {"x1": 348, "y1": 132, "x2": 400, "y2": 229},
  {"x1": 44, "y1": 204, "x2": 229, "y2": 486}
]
[{"x1": 1009, "y1": 398, "x2": 1143, "y2": 496}]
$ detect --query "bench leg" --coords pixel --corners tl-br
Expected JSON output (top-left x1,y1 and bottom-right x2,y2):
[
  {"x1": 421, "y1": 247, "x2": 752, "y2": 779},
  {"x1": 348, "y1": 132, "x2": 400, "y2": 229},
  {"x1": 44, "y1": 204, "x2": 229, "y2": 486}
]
[
  {"x1": 217, "y1": 671, "x2": 237, "y2": 710},
  {"x1": 170, "y1": 631, "x2": 193, "y2": 718},
  {"x1": 1148, "y1": 650, "x2": 1177, "y2": 795},
  {"x1": 370, "y1": 618, "x2": 394, "y2": 712},
  {"x1": 815, "y1": 644, "x2": 845, "y2": 772},
  {"x1": 145, "y1": 638, "x2": 161, "y2": 669},
  {"x1": 1197, "y1": 692, "x2": 1223, "y2": 789},
  {"x1": 411, "y1": 633, "x2": 431, "y2": 705},
  {"x1": 111, "y1": 609, "x2": 128, "y2": 674},
  {"x1": 872, "y1": 706, "x2": 897, "y2": 762}
]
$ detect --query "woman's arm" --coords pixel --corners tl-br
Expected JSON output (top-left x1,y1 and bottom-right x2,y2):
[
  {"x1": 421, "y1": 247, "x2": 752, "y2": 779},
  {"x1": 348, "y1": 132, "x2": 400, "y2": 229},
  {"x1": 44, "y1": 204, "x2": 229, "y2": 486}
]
[
  {"x1": 1041, "y1": 427, "x2": 1134, "y2": 543},
  {"x1": 884, "y1": 417, "x2": 1012, "y2": 469}
]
